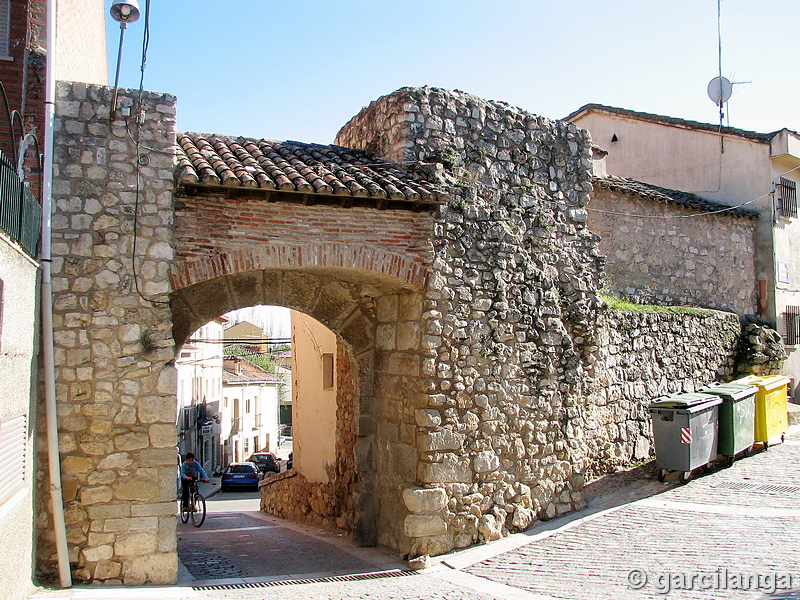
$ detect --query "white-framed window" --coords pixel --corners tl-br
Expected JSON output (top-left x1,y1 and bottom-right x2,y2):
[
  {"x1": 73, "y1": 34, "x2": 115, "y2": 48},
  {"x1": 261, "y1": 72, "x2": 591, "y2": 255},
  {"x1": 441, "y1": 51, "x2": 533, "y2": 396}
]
[{"x1": 0, "y1": 413, "x2": 27, "y2": 507}]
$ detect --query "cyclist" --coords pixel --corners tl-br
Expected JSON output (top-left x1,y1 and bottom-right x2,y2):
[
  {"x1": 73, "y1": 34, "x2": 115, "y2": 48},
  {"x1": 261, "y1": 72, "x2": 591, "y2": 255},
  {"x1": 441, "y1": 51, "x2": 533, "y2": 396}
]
[{"x1": 180, "y1": 452, "x2": 209, "y2": 510}]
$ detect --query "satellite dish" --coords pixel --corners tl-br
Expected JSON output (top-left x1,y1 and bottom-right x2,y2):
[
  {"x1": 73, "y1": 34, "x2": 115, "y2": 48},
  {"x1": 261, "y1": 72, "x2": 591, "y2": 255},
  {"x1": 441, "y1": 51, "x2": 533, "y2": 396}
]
[{"x1": 707, "y1": 76, "x2": 733, "y2": 106}]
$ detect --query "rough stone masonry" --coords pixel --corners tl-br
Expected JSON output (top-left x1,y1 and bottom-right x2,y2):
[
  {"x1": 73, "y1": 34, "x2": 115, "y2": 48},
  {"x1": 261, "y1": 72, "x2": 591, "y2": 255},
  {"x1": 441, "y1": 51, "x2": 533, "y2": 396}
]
[{"x1": 338, "y1": 87, "x2": 606, "y2": 555}]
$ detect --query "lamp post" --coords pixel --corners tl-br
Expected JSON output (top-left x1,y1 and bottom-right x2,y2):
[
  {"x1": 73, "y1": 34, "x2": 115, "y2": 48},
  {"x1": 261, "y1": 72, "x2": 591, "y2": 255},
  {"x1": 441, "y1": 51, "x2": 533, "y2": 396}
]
[{"x1": 109, "y1": 1, "x2": 141, "y2": 115}]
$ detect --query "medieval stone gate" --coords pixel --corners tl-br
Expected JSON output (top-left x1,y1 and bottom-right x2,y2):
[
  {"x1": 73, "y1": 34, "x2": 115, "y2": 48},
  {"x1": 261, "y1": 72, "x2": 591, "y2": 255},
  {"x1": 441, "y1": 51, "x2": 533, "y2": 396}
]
[{"x1": 38, "y1": 82, "x2": 753, "y2": 585}]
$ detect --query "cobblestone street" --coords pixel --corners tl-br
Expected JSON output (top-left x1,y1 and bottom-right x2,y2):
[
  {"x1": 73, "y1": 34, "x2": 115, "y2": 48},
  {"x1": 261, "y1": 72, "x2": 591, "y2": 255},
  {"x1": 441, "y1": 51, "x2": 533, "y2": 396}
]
[{"x1": 30, "y1": 429, "x2": 800, "y2": 600}]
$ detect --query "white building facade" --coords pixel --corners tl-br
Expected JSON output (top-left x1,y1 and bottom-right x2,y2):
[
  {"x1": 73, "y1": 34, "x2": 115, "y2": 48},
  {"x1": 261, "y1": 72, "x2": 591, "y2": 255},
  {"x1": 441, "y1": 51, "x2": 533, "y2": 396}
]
[
  {"x1": 175, "y1": 318, "x2": 225, "y2": 473},
  {"x1": 221, "y1": 357, "x2": 282, "y2": 464}
]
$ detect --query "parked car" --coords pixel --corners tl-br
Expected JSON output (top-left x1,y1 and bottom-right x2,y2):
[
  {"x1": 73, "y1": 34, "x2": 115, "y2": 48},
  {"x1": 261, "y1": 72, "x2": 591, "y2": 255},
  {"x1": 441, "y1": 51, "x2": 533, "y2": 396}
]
[
  {"x1": 220, "y1": 462, "x2": 261, "y2": 492},
  {"x1": 247, "y1": 452, "x2": 281, "y2": 474}
]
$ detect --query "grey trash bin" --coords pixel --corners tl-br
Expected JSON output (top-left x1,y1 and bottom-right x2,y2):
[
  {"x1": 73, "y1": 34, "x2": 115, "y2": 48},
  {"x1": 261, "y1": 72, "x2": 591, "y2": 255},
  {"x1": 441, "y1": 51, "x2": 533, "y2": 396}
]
[{"x1": 649, "y1": 392, "x2": 722, "y2": 484}]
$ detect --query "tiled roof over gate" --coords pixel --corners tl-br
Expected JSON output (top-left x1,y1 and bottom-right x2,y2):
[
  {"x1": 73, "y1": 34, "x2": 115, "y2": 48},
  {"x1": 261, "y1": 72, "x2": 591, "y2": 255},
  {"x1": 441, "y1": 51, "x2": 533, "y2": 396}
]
[
  {"x1": 593, "y1": 175, "x2": 760, "y2": 219},
  {"x1": 175, "y1": 133, "x2": 448, "y2": 208}
]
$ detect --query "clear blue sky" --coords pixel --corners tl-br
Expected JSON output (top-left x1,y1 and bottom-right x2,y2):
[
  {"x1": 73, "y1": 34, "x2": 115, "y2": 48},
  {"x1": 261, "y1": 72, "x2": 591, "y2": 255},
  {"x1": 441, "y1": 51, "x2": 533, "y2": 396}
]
[{"x1": 106, "y1": 0, "x2": 799, "y2": 145}]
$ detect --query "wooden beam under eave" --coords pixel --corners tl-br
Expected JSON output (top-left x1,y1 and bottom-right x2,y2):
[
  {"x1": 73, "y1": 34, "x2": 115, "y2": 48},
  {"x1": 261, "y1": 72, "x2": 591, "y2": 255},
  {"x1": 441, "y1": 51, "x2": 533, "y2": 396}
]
[
  {"x1": 302, "y1": 194, "x2": 316, "y2": 206},
  {"x1": 338, "y1": 197, "x2": 353, "y2": 208}
]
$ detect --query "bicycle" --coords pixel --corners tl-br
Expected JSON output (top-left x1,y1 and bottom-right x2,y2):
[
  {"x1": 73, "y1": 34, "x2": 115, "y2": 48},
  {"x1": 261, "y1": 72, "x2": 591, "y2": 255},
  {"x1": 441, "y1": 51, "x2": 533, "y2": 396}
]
[{"x1": 179, "y1": 477, "x2": 206, "y2": 527}]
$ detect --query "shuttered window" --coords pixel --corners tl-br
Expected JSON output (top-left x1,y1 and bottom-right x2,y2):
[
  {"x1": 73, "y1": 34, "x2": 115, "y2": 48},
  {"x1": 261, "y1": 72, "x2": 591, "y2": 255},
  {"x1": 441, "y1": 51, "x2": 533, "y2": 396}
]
[
  {"x1": 0, "y1": 413, "x2": 27, "y2": 507},
  {"x1": 0, "y1": 1, "x2": 8, "y2": 57}
]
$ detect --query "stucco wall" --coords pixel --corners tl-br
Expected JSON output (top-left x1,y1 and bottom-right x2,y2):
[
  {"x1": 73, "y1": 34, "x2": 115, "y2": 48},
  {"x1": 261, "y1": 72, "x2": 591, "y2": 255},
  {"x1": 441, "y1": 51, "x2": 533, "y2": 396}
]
[
  {"x1": 291, "y1": 311, "x2": 338, "y2": 484},
  {"x1": 55, "y1": 0, "x2": 108, "y2": 85},
  {"x1": 0, "y1": 234, "x2": 39, "y2": 600},
  {"x1": 589, "y1": 185, "x2": 759, "y2": 314}
]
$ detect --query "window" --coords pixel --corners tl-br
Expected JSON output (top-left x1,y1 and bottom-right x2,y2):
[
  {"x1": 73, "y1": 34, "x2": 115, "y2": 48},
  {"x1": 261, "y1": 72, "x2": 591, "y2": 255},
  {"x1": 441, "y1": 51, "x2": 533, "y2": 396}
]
[
  {"x1": 777, "y1": 177, "x2": 797, "y2": 218},
  {"x1": 322, "y1": 353, "x2": 334, "y2": 389},
  {"x1": 0, "y1": 414, "x2": 27, "y2": 507},
  {"x1": 783, "y1": 306, "x2": 800, "y2": 346},
  {"x1": 0, "y1": 1, "x2": 9, "y2": 57},
  {"x1": 245, "y1": 399, "x2": 251, "y2": 413}
]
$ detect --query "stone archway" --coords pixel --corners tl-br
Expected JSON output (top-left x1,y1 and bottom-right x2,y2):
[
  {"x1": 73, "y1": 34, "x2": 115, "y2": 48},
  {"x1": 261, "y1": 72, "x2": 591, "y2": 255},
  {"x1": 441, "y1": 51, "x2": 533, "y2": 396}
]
[{"x1": 171, "y1": 267, "x2": 427, "y2": 547}]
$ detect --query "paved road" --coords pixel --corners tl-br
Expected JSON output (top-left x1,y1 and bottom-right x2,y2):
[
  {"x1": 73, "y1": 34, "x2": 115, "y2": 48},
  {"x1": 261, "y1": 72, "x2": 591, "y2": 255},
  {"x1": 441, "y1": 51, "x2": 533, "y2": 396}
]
[
  {"x1": 177, "y1": 490, "x2": 403, "y2": 583},
  {"x1": 30, "y1": 428, "x2": 800, "y2": 600}
]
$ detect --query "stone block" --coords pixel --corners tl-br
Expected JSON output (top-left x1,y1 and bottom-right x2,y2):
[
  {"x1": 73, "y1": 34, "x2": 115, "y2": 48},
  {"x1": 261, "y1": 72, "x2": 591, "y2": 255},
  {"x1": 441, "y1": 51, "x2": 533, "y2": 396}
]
[
  {"x1": 115, "y1": 531, "x2": 157, "y2": 556},
  {"x1": 138, "y1": 396, "x2": 175, "y2": 423},
  {"x1": 81, "y1": 486, "x2": 113, "y2": 505},
  {"x1": 87, "y1": 504, "x2": 131, "y2": 520},
  {"x1": 478, "y1": 513, "x2": 503, "y2": 541},
  {"x1": 114, "y1": 432, "x2": 150, "y2": 451},
  {"x1": 103, "y1": 516, "x2": 158, "y2": 532},
  {"x1": 410, "y1": 534, "x2": 455, "y2": 558},
  {"x1": 149, "y1": 423, "x2": 176, "y2": 448},
  {"x1": 116, "y1": 476, "x2": 160, "y2": 502},
  {"x1": 404, "y1": 514, "x2": 447, "y2": 538},
  {"x1": 122, "y1": 553, "x2": 177, "y2": 585},
  {"x1": 417, "y1": 429, "x2": 465, "y2": 452},
  {"x1": 82, "y1": 544, "x2": 113, "y2": 563},
  {"x1": 474, "y1": 450, "x2": 500, "y2": 473},
  {"x1": 97, "y1": 452, "x2": 133, "y2": 470},
  {"x1": 418, "y1": 454, "x2": 472, "y2": 484},
  {"x1": 402, "y1": 487, "x2": 447, "y2": 514},
  {"x1": 415, "y1": 409, "x2": 442, "y2": 428}
]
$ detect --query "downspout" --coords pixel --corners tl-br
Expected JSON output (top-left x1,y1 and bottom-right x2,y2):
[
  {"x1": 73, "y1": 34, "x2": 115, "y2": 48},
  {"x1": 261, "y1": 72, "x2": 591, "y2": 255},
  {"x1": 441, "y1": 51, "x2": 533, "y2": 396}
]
[{"x1": 41, "y1": 0, "x2": 72, "y2": 588}]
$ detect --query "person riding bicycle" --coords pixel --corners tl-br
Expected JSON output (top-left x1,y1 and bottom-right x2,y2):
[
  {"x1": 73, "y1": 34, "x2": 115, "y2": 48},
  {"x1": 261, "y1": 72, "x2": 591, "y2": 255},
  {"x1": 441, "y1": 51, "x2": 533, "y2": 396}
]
[{"x1": 180, "y1": 452, "x2": 209, "y2": 510}]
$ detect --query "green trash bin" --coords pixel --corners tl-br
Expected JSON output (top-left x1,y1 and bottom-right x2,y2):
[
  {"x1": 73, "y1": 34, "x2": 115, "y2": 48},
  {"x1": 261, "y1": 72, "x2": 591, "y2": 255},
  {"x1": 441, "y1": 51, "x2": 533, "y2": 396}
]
[
  {"x1": 698, "y1": 382, "x2": 757, "y2": 466},
  {"x1": 649, "y1": 392, "x2": 722, "y2": 484}
]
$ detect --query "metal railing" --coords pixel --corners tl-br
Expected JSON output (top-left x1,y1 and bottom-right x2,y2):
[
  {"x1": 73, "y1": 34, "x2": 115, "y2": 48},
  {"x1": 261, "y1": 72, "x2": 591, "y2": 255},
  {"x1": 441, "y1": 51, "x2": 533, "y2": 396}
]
[
  {"x1": 784, "y1": 306, "x2": 800, "y2": 346},
  {"x1": 778, "y1": 177, "x2": 798, "y2": 219},
  {"x1": 0, "y1": 150, "x2": 39, "y2": 256}
]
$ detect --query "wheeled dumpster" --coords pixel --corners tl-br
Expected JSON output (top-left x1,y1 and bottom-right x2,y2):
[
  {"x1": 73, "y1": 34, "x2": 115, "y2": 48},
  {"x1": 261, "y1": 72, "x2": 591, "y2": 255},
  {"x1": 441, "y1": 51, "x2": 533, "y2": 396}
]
[
  {"x1": 649, "y1": 392, "x2": 722, "y2": 483},
  {"x1": 698, "y1": 382, "x2": 757, "y2": 466},
  {"x1": 734, "y1": 375, "x2": 790, "y2": 449}
]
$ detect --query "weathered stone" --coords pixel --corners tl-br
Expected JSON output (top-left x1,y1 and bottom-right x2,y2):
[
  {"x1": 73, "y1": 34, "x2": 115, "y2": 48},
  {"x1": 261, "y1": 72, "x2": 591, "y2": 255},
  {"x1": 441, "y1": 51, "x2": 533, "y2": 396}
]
[
  {"x1": 419, "y1": 454, "x2": 472, "y2": 484},
  {"x1": 115, "y1": 531, "x2": 157, "y2": 556},
  {"x1": 473, "y1": 450, "x2": 500, "y2": 473},
  {"x1": 418, "y1": 429, "x2": 465, "y2": 452},
  {"x1": 403, "y1": 487, "x2": 447, "y2": 514},
  {"x1": 410, "y1": 534, "x2": 455, "y2": 558},
  {"x1": 404, "y1": 514, "x2": 447, "y2": 538}
]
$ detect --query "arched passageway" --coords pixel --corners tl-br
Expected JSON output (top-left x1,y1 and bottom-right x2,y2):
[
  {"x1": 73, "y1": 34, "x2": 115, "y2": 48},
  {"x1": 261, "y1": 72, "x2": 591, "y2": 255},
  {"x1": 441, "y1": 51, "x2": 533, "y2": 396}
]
[{"x1": 171, "y1": 267, "x2": 427, "y2": 547}]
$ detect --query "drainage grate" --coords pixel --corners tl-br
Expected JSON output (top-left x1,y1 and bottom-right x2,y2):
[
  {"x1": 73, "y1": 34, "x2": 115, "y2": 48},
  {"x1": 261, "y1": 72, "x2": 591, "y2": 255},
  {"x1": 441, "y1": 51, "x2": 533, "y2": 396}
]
[
  {"x1": 714, "y1": 482, "x2": 800, "y2": 494},
  {"x1": 714, "y1": 482, "x2": 759, "y2": 491},
  {"x1": 193, "y1": 569, "x2": 418, "y2": 591}
]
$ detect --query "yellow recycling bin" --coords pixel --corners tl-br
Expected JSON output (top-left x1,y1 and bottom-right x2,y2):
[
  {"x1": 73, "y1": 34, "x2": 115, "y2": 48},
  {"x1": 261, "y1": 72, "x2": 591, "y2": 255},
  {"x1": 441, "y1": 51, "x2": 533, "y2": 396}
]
[{"x1": 734, "y1": 375, "x2": 790, "y2": 449}]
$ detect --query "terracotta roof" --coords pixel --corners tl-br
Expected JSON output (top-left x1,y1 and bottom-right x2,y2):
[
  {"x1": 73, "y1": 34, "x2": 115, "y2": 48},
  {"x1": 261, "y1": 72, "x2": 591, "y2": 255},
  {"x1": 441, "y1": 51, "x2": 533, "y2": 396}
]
[
  {"x1": 592, "y1": 175, "x2": 760, "y2": 219},
  {"x1": 222, "y1": 357, "x2": 282, "y2": 385},
  {"x1": 566, "y1": 104, "x2": 784, "y2": 143},
  {"x1": 175, "y1": 133, "x2": 448, "y2": 209}
]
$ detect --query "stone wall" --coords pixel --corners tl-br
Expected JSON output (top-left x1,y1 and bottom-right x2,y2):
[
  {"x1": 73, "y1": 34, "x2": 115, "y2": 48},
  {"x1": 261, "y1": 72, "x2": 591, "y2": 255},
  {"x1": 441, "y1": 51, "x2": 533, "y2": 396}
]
[
  {"x1": 585, "y1": 308, "x2": 741, "y2": 476},
  {"x1": 38, "y1": 82, "x2": 177, "y2": 584},
  {"x1": 339, "y1": 87, "x2": 605, "y2": 556},
  {"x1": 589, "y1": 185, "x2": 759, "y2": 315}
]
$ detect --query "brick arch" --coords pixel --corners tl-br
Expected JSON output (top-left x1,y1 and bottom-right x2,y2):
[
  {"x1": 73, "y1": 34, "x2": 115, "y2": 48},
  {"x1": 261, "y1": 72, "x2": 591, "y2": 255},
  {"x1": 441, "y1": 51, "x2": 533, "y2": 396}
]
[{"x1": 170, "y1": 241, "x2": 430, "y2": 294}]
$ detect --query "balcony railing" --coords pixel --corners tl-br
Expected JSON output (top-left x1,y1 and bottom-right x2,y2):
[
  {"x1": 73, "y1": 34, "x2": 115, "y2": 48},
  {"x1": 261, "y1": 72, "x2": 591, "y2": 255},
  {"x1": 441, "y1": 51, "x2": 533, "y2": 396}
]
[
  {"x1": 0, "y1": 151, "x2": 39, "y2": 256},
  {"x1": 232, "y1": 417, "x2": 242, "y2": 433}
]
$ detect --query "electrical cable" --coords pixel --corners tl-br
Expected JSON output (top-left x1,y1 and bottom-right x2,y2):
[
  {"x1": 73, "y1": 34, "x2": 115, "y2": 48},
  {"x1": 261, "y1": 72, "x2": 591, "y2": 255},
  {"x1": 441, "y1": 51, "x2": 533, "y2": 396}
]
[{"x1": 127, "y1": 0, "x2": 168, "y2": 305}]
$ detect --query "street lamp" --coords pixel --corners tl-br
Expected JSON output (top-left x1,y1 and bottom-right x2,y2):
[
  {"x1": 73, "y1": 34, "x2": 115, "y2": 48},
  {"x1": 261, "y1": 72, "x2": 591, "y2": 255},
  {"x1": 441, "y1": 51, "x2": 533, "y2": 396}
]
[{"x1": 109, "y1": 1, "x2": 141, "y2": 115}]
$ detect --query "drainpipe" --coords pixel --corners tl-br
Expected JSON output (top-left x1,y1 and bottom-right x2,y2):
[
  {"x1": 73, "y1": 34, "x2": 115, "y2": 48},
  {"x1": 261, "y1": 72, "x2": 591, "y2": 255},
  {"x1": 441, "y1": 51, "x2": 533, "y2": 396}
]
[{"x1": 41, "y1": 0, "x2": 72, "y2": 588}]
